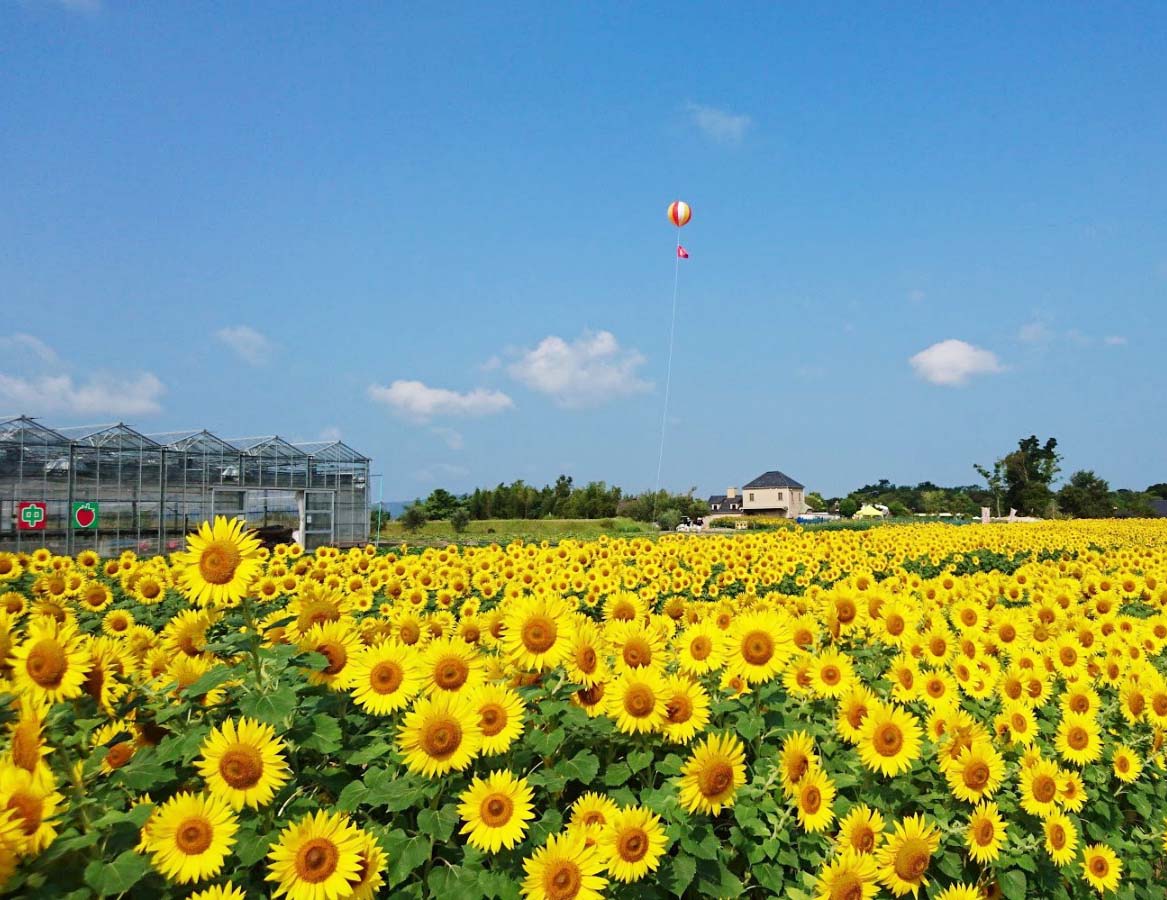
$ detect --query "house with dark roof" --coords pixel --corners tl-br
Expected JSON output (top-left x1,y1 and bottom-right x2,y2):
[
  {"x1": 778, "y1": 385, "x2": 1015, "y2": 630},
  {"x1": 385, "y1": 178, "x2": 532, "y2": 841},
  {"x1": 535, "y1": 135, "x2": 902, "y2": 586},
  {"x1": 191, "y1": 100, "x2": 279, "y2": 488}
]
[{"x1": 708, "y1": 470, "x2": 807, "y2": 518}]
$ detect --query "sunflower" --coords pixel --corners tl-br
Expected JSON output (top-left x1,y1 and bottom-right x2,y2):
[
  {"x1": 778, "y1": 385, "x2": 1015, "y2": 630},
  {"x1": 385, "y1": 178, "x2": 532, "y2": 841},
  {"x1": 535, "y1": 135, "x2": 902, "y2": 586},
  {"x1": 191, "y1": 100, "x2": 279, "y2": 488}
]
[
  {"x1": 1042, "y1": 810, "x2": 1078, "y2": 866},
  {"x1": 472, "y1": 683, "x2": 526, "y2": 755},
  {"x1": 188, "y1": 884, "x2": 247, "y2": 900},
  {"x1": 995, "y1": 700, "x2": 1038, "y2": 747},
  {"x1": 1058, "y1": 768, "x2": 1088, "y2": 813},
  {"x1": 857, "y1": 701, "x2": 922, "y2": 778},
  {"x1": 794, "y1": 765, "x2": 836, "y2": 833},
  {"x1": 1055, "y1": 712, "x2": 1102, "y2": 766},
  {"x1": 568, "y1": 792, "x2": 620, "y2": 836},
  {"x1": 1111, "y1": 744, "x2": 1142, "y2": 783},
  {"x1": 779, "y1": 730, "x2": 819, "y2": 796},
  {"x1": 161, "y1": 609, "x2": 216, "y2": 658},
  {"x1": 299, "y1": 620, "x2": 362, "y2": 690},
  {"x1": 596, "y1": 804, "x2": 667, "y2": 883},
  {"x1": 397, "y1": 691, "x2": 482, "y2": 778},
  {"x1": 659, "y1": 675, "x2": 710, "y2": 744},
  {"x1": 346, "y1": 830, "x2": 387, "y2": 900},
  {"x1": 501, "y1": 594, "x2": 571, "y2": 671},
  {"x1": 836, "y1": 685, "x2": 875, "y2": 745},
  {"x1": 102, "y1": 608, "x2": 135, "y2": 637},
  {"x1": 522, "y1": 830, "x2": 607, "y2": 900},
  {"x1": 813, "y1": 849, "x2": 878, "y2": 900},
  {"x1": 142, "y1": 792, "x2": 238, "y2": 884},
  {"x1": 0, "y1": 763, "x2": 62, "y2": 855},
  {"x1": 677, "y1": 733, "x2": 747, "y2": 815},
  {"x1": 458, "y1": 770, "x2": 535, "y2": 853},
  {"x1": 931, "y1": 887, "x2": 982, "y2": 900},
  {"x1": 607, "y1": 668, "x2": 667, "y2": 735},
  {"x1": 9, "y1": 618, "x2": 90, "y2": 705},
  {"x1": 809, "y1": 648, "x2": 855, "y2": 699},
  {"x1": 564, "y1": 619, "x2": 608, "y2": 687},
  {"x1": 421, "y1": 637, "x2": 484, "y2": 696},
  {"x1": 1080, "y1": 844, "x2": 1122, "y2": 894},
  {"x1": 942, "y1": 737, "x2": 1005, "y2": 803},
  {"x1": 176, "y1": 516, "x2": 263, "y2": 607},
  {"x1": 606, "y1": 620, "x2": 667, "y2": 674},
  {"x1": 197, "y1": 717, "x2": 290, "y2": 810},
  {"x1": 266, "y1": 810, "x2": 365, "y2": 900},
  {"x1": 965, "y1": 801, "x2": 1006, "y2": 864},
  {"x1": 837, "y1": 803, "x2": 885, "y2": 855},
  {"x1": 675, "y1": 620, "x2": 726, "y2": 675},
  {"x1": 4, "y1": 702, "x2": 50, "y2": 782},
  {"x1": 876, "y1": 814, "x2": 940, "y2": 897},
  {"x1": 727, "y1": 608, "x2": 793, "y2": 684},
  {"x1": 347, "y1": 639, "x2": 424, "y2": 715}
]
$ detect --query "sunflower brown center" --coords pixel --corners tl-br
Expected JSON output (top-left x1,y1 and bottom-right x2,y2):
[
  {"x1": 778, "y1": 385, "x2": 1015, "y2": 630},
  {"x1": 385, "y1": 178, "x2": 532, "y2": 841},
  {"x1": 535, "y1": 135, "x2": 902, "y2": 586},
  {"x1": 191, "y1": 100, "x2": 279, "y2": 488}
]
[
  {"x1": 1067, "y1": 727, "x2": 1089, "y2": 751},
  {"x1": 25, "y1": 639, "x2": 66, "y2": 689},
  {"x1": 105, "y1": 741, "x2": 134, "y2": 770},
  {"x1": 741, "y1": 630, "x2": 773, "y2": 666},
  {"x1": 820, "y1": 665, "x2": 841, "y2": 686},
  {"x1": 220, "y1": 744, "x2": 263, "y2": 789},
  {"x1": 801, "y1": 786, "x2": 821, "y2": 813},
  {"x1": 421, "y1": 718, "x2": 462, "y2": 759},
  {"x1": 434, "y1": 657, "x2": 469, "y2": 691},
  {"x1": 576, "y1": 646, "x2": 597, "y2": 673},
  {"x1": 617, "y1": 828, "x2": 648, "y2": 862},
  {"x1": 480, "y1": 704, "x2": 506, "y2": 737},
  {"x1": 522, "y1": 616, "x2": 557, "y2": 654},
  {"x1": 874, "y1": 723, "x2": 904, "y2": 757},
  {"x1": 1049, "y1": 824, "x2": 1066, "y2": 848},
  {"x1": 1127, "y1": 692, "x2": 1145, "y2": 715},
  {"x1": 1033, "y1": 774, "x2": 1057, "y2": 803},
  {"x1": 698, "y1": 760, "x2": 734, "y2": 797},
  {"x1": 666, "y1": 695, "x2": 693, "y2": 725},
  {"x1": 175, "y1": 817, "x2": 213, "y2": 855},
  {"x1": 975, "y1": 820, "x2": 995, "y2": 845},
  {"x1": 965, "y1": 760, "x2": 990, "y2": 789},
  {"x1": 296, "y1": 837, "x2": 340, "y2": 883},
  {"x1": 370, "y1": 660, "x2": 404, "y2": 694},
  {"x1": 893, "y1": 840, "x2": 931, "y2": 882},
  {"x1": 577, "y1": 684, "x2": 604, "y2": 707},
  {"x1": 854, "y1": 827, "x2": 875, "y2": 853},
  {"x1": 886, "y1": 615, "x2": 905, "y2": 636},
  {"x1": 480, "y1": 793, "x2": 513, "y2": 827},
  {"x1": 623, "y1": 638, "x2": 652, "y2": 669},
  {"x1": 545, "y1": 860, "x2": 582, "y2": 900},
  {"x1": 198, "y1": 540, "x2": 242, "y2": 585},
  {"x1": 1090, "y1": 856, "x2": 1108, "y2": 876},
  {"x1": 689, "y1": 636, "x2": 712, "y2": 660},
  {"x1": 623, "y1": 684, "x2": 655, "y2": 718},
  {"x1": 837, "y1": 876, "x2": 864, "y2": 900}
]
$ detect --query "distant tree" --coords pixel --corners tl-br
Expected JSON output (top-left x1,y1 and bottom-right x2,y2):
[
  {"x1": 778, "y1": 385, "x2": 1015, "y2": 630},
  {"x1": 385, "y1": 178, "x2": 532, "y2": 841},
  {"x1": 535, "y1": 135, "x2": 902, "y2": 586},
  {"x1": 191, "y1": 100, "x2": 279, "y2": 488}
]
[
  {"x1": 1113, "y1": 489, "x2": 1156, "y2": 518},
  {"x1": 887, "y1": 501, "x2": 911, "y2": 518},
  {"x1": 805, "y1": 491, "x2": 827, "y2": 512},
  {"x1": 400, "y1": 504, "x2": 428, "y2": 533},
  {"x1": 423, "y1": 488, "x2": 461, "y2": 520},
  {"x1": 839, "y1": 498, "x2": 859, "y2": 519},
  {"x1": 1057, "y1": 471, "x2": 1112, "y2": 518},
  {"x1": 1146, "y1": 483, "x2": 1167, "y2": 500},
  {"x1": 450, "y1": 508, "x2": 471, "y2": 533},
  {"x1": 919, "y1": 490, "x2": 948, "y2": 515},
  {"x1": 974, "y1": 461, "x2": 1007, "y2": 519},
  {"x1": 1003, "y1": 436, "x2": 1061, "y2": 516},
  {"x1": 657, "y1": 509, "x2": 682, "y2": 531}
]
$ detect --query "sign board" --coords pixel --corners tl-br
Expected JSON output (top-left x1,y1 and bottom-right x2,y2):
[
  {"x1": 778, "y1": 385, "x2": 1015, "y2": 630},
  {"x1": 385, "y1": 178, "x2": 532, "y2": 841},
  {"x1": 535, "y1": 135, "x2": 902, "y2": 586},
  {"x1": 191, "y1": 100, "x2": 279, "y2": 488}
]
[
  {"x1": 17, "y1": 502, "x2": 47, "y2": 531},
  {"x1": 72, "y1": 502, "x2": 99, "y2": 530}
]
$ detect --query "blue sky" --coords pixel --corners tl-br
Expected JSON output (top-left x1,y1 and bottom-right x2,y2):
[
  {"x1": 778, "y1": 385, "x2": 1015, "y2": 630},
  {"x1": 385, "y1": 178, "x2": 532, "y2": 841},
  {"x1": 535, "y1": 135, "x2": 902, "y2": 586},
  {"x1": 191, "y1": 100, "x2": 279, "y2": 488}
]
[{"x1": 2, "y1": 2, "x2": 1165, "y2": 500}]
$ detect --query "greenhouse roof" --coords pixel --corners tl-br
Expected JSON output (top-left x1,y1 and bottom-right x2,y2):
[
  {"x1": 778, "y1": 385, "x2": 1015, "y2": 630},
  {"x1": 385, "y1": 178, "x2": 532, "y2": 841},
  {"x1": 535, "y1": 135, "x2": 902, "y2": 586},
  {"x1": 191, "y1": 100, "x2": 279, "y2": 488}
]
[
  {"x1": 52, "y1": 423, "x2": 161, "y2": 449},
  {"x1": 0, "y1": 416, "x2": 69, "y2": 445},
  {"x1": 147, "y1": 429, "x2": 238, "y2": 453},
  {"x1": 228, "y1": 436, "x2": 307, "y2": 458},
  {"x1": 292, "y1": 440, "x2": 369, "y2": 462}
]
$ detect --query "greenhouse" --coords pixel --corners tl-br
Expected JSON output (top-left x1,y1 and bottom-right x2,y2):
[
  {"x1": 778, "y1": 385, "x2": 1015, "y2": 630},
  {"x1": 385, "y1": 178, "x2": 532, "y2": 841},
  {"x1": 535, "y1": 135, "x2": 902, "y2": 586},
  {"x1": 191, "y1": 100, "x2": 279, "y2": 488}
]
[{"x1": 0, "y1": 416, "x2": 371, "y2": 554}]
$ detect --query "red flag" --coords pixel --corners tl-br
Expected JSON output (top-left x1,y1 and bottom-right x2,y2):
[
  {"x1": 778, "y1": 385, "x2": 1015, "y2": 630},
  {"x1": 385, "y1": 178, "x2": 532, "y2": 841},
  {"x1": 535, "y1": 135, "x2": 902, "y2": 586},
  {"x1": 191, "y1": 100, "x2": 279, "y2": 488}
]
[{"x1": 677, "y1": 245, "x2": 689, "y2": 259}]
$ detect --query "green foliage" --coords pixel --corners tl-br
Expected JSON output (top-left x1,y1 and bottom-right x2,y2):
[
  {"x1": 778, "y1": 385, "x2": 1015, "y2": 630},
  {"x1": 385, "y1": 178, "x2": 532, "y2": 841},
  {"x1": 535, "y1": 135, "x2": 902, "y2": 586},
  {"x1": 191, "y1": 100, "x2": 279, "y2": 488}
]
[
  {"x1": 838, "y1": 497, "x2": 859, "y2": 518},
  {"x1": 401, "y1": 503, "x2": 429, "y2": 532},
  {"x1": 1057, "y1": 470, "x2": 1113, "y2": 518}
]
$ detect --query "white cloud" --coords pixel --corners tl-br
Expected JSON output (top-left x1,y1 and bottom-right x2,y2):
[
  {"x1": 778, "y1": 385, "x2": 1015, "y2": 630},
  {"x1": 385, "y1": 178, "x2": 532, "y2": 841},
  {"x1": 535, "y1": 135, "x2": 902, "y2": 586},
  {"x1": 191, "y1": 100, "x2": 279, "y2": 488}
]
[
  {"x1": 507, "y1": 330, "x2": 651, "y2": 408},
  {"x1": 215, "y1": 325, "x2": 272, "y2": 366},
  {"x1": 0, "y1": 372, "x2": 165, "y2": 417},
  {"x1": 480, "y1": 355, "x2": 502, "y2": 372},
  {"x1": 368, "y1": 380, "x2": 514, "y2": 422},
  {"x1": 909, "y1": 339, "x2": 1004, "y2": 386},
  {"x1": 686, "y1": 102, "x2": 751, "y2": 145},
  {"x1": 1103, "y1": 335, "x2": 1128, "y2": 346},
  {"x1": 0, "y1": 333, "x2": 59, "y2": 366},
  {"x1": 1017, "y1": 321, "x2": 1051, "y2": 343},
  {"x1": 414, "y1": 462, "x2": 469, "y2": 483},
  {"x1": 431, "y1": 426, "x2": 464, "y2": 450},
  {"x1": 319, "y1": 425, "x2": 342, "y2": 442}
]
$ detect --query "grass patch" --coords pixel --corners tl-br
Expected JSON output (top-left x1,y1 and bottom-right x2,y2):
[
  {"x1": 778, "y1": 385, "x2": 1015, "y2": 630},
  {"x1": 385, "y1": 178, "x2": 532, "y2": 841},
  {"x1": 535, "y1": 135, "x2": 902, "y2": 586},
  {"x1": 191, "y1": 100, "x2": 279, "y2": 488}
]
[{"x1": 373, "y1": 517, "x2": 655, "y2": 545}]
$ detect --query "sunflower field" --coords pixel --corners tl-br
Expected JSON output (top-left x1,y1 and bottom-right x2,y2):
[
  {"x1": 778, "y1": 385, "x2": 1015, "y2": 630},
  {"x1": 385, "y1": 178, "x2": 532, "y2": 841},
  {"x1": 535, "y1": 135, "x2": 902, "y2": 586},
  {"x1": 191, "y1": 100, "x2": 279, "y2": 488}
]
[{"x1": 0, "y1": 519, "x2": 1164, "y2": 899}]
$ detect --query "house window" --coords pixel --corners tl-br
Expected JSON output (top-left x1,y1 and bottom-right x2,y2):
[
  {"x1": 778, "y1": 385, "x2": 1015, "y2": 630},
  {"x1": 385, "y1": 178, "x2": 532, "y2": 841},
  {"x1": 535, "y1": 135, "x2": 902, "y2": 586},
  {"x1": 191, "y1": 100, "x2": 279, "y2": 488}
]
[
  {"x1": 749, "y1": 492, "x2": 754, "y2": 501},
  {"x1": 777, "y1": 491, "x2": 783, "y2": 500}
]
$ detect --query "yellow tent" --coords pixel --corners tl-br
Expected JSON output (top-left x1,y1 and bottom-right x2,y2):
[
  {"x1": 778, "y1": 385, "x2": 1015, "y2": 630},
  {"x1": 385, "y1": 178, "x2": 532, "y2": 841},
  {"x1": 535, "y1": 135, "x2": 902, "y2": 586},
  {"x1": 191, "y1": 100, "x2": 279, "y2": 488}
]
[{"x1": 854, "y1": 504, "x2": 885, "y2": 519}]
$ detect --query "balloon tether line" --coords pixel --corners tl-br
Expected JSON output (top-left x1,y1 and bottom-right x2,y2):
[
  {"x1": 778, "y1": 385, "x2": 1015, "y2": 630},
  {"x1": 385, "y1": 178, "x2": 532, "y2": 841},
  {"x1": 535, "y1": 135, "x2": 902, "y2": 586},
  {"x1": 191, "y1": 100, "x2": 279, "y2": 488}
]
[{"x1": 651, "y1": 229, "x2": 682, "y2": 527}]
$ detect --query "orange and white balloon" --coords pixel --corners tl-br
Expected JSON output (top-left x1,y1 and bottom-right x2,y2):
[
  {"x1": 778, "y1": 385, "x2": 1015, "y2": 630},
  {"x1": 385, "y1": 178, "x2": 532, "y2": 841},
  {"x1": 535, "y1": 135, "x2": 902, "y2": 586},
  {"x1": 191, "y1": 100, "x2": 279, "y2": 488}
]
[{"x1": 667, "y1": 201, "x2": 691, "y2": 227}]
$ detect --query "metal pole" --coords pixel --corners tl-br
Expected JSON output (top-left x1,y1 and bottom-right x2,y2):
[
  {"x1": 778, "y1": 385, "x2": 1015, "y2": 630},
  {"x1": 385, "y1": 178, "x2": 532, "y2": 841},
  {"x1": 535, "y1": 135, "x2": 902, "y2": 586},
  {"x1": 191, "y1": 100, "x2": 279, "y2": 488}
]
[
  {"x1": 375, "y1": 473, "x2": 384, "y2": 550},
  {"x1": 66, "y1": 443, "x2": 75, "y2": 555}
]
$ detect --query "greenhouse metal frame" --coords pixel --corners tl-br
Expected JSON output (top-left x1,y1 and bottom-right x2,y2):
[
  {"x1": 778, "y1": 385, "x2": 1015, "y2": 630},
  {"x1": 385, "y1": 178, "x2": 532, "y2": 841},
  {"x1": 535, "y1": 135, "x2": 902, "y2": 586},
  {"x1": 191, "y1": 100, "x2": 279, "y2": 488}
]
[{"x1": 0, "y1": 416, "x2": 371, "y2": 554}]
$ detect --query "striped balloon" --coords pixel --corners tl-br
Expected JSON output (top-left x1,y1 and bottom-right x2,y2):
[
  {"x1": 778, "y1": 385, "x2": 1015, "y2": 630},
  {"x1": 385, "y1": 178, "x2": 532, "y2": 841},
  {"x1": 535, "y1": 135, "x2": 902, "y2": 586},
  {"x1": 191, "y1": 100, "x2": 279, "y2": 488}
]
[{"x1": 667, "y1": 201, "x2": 692, "y2": 227}]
